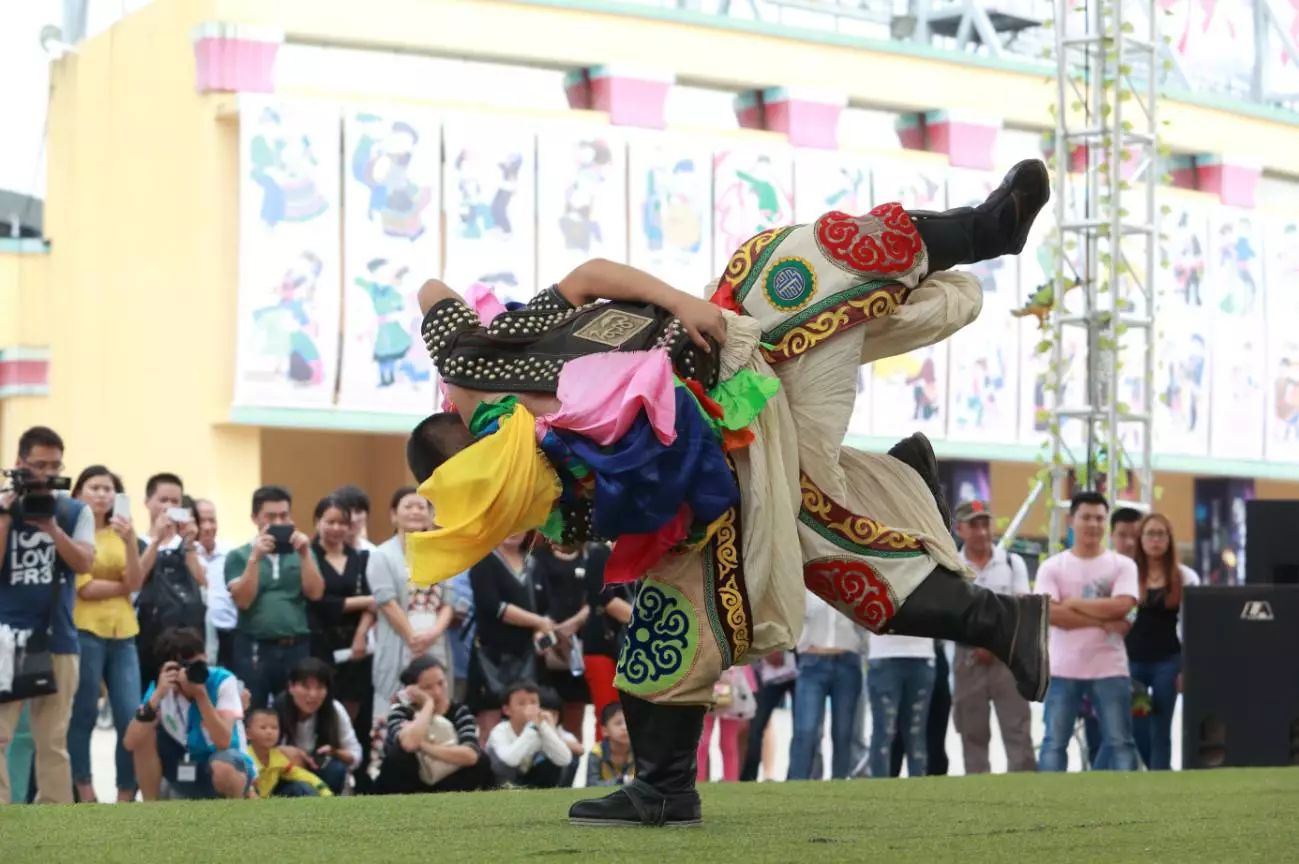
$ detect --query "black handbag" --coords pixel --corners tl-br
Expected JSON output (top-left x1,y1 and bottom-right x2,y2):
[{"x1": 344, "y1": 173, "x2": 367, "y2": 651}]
[
  {"x1": 0, "y1": 566, "x2": 63, "y2": 705},
  {"x1": 472, "y1": 644, "x2": 537, "y2": 704}
]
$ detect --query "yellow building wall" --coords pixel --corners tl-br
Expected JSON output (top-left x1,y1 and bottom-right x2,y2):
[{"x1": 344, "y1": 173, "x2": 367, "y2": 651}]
[{"x1": 0, "y1": 249, "x2": 50, "y2": 350}]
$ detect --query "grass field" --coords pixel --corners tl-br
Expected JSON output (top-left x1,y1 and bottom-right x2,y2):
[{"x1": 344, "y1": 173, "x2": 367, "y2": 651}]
[{"x1": 3, "y1": 769, "x2": 1297, "y2": 863}]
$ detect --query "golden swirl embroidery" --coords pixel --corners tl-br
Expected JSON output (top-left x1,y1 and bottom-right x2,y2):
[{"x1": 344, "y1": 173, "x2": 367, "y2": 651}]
[
  {"x1": 766, "y1": 285, "x2": 910, "y2": 364},
  {"x1": 712, "y1": 510, "x2": 750, "y2": 663},
  {"x1": 722, "y1": 227, "x2": 783, "y2": 298},
  {"x1": 800, "y1": 473, "x2": 923, "y2": 552}
]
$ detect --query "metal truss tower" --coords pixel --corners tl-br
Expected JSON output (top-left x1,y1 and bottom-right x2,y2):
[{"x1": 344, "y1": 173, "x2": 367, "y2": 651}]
[{"x1": 1041, "y1": 0, "x2": 1159, "y2": 549}]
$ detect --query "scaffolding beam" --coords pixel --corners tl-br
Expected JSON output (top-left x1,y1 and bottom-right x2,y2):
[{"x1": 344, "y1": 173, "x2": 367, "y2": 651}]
[{"x1": 1044, "y1": 0, "x2": 1158, "y2": 549}]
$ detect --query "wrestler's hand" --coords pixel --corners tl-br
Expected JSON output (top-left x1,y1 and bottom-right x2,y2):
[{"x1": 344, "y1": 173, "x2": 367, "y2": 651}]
[{"x1": 669, "y1": 294, "x2": 727, "y2": 352}]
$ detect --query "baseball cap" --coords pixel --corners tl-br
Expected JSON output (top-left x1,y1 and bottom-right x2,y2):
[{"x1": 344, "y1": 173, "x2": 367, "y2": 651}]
[{"x1": 954, "y1": 499, "x2": 993, "y2": 523}]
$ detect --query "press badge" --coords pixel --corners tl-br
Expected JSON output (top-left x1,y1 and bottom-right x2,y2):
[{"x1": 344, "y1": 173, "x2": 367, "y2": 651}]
[{"x1": 177, "y1": 756, "x2": 197, "y2": 783}]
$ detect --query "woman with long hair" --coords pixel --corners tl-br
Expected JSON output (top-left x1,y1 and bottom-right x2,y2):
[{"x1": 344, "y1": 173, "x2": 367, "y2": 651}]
[
  {"x1": 466, "y1": 531, "x2": 553, "y2": 744},
  {"x1": 273, "y1": 657, "x2": 363, "y2": 795},
  {"x1": 68, "y1": 465, "x2": 143, "y2": 802},
  {"x1": 367, "y1": 486, "x2": 453, "y2": 775},
  {"x1": 1126, "y1": 512, "x2": 1200, "y2": 770},
  {"x1": 308, "y1": 495, "x2": 375, "y2": 722}
]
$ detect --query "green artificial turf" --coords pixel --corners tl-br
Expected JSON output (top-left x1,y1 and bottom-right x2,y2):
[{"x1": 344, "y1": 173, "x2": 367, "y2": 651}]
[{"x1": 3, "y1": 769, "x2": 1297, "y2": 863}]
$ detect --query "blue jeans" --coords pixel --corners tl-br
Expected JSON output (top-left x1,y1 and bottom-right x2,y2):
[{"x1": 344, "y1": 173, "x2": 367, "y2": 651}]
[
  {"x1": 315, "y1": 756, "x2": 350, "y2": 795},
  {"x1": 69, "y1": 631, "x2": 141, "y2": 792},
  {"x1": 234, "y1": 632, "x2": 311, "y2": 709},
  {"x1": 787, "y1": 652, "x2": 862, "y2": 780},
  {"x1": 1039, "y1": 676, "x2": 1138, "y2": 772},
  {"x1": 866, "y1": 658, "x2": 935, "y2": 778},
  {"x1": 1130, "y1": 655, "x2": 1181, "y2": 771},
  {"x1": 156, "y1": 731, "x2": 251, "y2": 799}
]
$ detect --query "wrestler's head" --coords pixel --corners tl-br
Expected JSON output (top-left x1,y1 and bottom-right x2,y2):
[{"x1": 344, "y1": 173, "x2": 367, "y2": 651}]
[{"x1": 406, "y1": 412, "x2": 475, "y2": 483}]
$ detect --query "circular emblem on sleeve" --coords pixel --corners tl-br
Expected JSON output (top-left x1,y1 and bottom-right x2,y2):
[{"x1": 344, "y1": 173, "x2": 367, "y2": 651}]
[{"x1": 763, "y1": 257, "x2": 817, "y2": 312}]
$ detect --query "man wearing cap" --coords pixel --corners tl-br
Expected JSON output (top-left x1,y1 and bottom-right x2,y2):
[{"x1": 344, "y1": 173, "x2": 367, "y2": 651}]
[{"x1": 952, "y1": 500, "x2": 1036, "y2": 773}]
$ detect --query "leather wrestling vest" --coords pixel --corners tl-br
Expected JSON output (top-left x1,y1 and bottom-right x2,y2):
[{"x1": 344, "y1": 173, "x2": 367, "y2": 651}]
[{"x1": 421, "y1": 288, "x2": 719, "y2": 394}]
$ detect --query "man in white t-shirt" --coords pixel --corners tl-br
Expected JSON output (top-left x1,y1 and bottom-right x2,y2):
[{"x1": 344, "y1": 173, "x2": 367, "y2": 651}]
[
  {"x1": 123, "y1": 626, "x2": 252, "y2": 800},
  {"x1": 195, "y1": 499, "x2": 235, "y2": 667},
  {"x1": 1035, "y1": 492, "x2": 1139, "y2": 772},
  {"x1": 952, "y1": 500, "x2": 1036, "y2": 774}
]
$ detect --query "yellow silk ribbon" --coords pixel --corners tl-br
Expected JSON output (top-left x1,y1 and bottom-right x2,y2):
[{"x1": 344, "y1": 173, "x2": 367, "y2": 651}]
[{"x1": 406, "y1": 404, "x2": 560, "y2": 587}]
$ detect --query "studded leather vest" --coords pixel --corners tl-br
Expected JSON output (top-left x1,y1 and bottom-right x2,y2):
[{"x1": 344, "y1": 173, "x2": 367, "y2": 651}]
[{"x1": 421, "y1": 287, "x2": 719, "y2": 393}]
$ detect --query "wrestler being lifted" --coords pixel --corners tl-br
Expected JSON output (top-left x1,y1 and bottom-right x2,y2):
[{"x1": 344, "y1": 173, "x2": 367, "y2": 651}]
[{"x1": 404, "y1": 159, "x2": 1051, "y2": 827}]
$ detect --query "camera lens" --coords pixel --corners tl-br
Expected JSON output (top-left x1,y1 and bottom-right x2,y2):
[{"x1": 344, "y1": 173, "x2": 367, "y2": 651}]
[{"x1": 185, "y1": 659, "x2": 210, "y2": 685}]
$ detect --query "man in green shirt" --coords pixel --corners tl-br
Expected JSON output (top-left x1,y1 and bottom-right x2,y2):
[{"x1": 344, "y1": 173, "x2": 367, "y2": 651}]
[{"x1": 225, "y1": 486, "x2": 324, "y2": 709}]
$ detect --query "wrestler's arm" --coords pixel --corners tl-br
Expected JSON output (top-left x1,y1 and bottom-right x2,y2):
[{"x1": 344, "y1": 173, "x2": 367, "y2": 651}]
[{"x1": 557, "y1": 258, "x2": 726, "y2": 350}]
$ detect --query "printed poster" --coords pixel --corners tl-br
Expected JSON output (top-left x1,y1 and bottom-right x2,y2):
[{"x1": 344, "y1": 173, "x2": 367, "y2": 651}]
[
  {"x1": 712, "y1": 146, "x2": 794, "y2": 274},
  {"x1": 235, "y1": 98, "x2": 342, "y2": 408},
  {"x1": 1208, "y1": 319, "x2": 1266, "y2": 460},
  {"x1": 627, "y1": 133, "x2": 714, "y2": 297},
  {"x1": 338, "y1": 109, "x2": 441, "y2": 414},
  {"x1": 793, "y1": 149, "x2": 871, "y2": 224},
  {"x1": 536, "y1": 127, "x2": 628, "y2": 284},
  {"x1": 1207, "y1": 207, "x2": 1263, "y2": 318},
  {"x1": 1154, "y1": 307, "x2": 1211, "y2": 457},
  {"x1": 870, "y1": 161, "x2": 947, "y2": 438},
  {"x1": 443, "y1": 117, "x2": 537, "y2": 305},
  {"x1": 1265, "y1": 215, "x2": 1299, "y2": 461},
  {"x1": 1159, "y1": 195, "x2": 1210, "y2": 313}
]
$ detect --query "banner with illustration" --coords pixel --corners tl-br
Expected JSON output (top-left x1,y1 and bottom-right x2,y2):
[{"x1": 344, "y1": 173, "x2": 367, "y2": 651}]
[
  {"x1": 235, "y1": 98, "x2": 342, "y2": 408},
  {"x1": 337, "y1": 109, "x2": 441, "y2": 414},
  {"x1": 1265, "y1": 214, "x2": 1299, "y2": 461},
  {"x1": 537, "y1": 126, "x2": 628, "y2": 284},
  {"x1": 712, "y1": 146, "x2": 794, "y2": 274},
  {"x1": 945, "y1": 170, "x2": 1020, "y2": 443},
  {"x1": 1153, "y1": 306, "x2": 1211, "y2": 457},
  {"x1": 627, "y1": 134, "x2": 714, "y2": 296},
  {"x1": 1159, "y1": 194, "x2": 1211, "y2": 313},
  {"x1": 443, "y1": 118, "x2": 537, "y2": 304},
  {"x1": 793, "y1": 150, "x2": 871, "y2": 224}
]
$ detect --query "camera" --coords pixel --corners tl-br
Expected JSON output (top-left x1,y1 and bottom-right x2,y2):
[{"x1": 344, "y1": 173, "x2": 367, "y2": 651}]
[
  {"x1": 184, "y1": 659, "x2": 209, "y2": 685},
  {"x1": 267, "y1": 523, "x2": 295, "y2": 555},
  {"x1": 2, "y1": 468, "x2": 72, "y2": 521}
]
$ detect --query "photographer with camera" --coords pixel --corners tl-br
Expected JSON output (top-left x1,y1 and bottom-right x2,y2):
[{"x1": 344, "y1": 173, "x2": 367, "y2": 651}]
[
  {"x1": 124, "y1": 626, "x2": 252, "y2": 800},
  {"x1": 0, "y1": 426, "x2": 95, "y2": 805},
  {"x1": 226, "y1": 486, "x2": 324, "y2": 710}
]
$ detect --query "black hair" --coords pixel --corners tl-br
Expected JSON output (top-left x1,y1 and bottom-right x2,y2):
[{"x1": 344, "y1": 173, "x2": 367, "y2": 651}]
[
  {"x1": 407, "y1": 413, "x2": 474, "y2": 483},
  {"x1": 248, "y1": 707, "x2": 279, "y2": 724},
  {"x1": 274, "y1": 658, "x2": 340, "y2": 750},
  {"x1": 400, "y1": 655, "x2": 446, "y2": 686},
  {"x1": 1070, "y1": 491, "x2": 1110, "y2": 515},
  {"x1": 599, "y1": 701, "x2": 624, "y2": 726},
  {"x1": 145, "y1": 472, "x2": 184, "y2": 500},
  {"x1": 501, "y1": 680, "x2": 541, "y2": 708},
  {"x1": 72, "y1": 465, "x2": 123, "y2": 497},
  {"x1": 333, "y1": 484, "x2": 371, "y2": 515},
  {"x1": 390, "y1": 485, "x2": 420, "y2": 512},
  {"x1": 153, "y1": 627, "x2": 206, "y2": 667},
  {"x1": 1110, "y1": 506, "x2": 1143, "y2": 529},
  {"x1": 252, "y1": 485, "x2": 292, "y2": 516},
  {"x1": 539, "y1": 686, "x2": 562, "y2": 712},
  {"x1": 313, "y1": 494, "x2": 350, "y2": 522},
  {"x1": 17, "y1": 426, "x2": 63, "y2": 460}
]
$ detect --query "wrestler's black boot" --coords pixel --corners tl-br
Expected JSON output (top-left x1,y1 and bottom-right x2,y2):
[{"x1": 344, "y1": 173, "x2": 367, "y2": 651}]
[
  {"x1": 908, "y1": 159, "x2": 1051, "y2": 273},
  {"x1": 887, "y1": 432, "x2": 951, "y2": 528},
  {"x1": 569, "y1": 693, "x2": 705, "y2": 827},
  {"x1": 886, "y1": 569, "x2": 1050, "y2": 702}
]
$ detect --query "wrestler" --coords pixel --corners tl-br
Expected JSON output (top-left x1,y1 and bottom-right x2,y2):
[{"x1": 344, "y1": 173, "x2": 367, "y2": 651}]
[{"x1": 406, "y1": 159, "x2": 1051, "y2": 827}]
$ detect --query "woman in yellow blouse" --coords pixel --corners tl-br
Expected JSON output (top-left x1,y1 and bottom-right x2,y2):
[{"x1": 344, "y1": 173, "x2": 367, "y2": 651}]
[{"x1": 69, "y1": 465, "x2": 144, "y2": 803}]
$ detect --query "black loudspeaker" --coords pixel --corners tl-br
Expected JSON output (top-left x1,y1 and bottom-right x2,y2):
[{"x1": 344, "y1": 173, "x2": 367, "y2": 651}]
[
  {"x1": 1182, "y1": 585, "x2": 1299, "y2": 769},
  {"x1": 1245, "y1": 500, "x2": 1299, "y2": 585}
]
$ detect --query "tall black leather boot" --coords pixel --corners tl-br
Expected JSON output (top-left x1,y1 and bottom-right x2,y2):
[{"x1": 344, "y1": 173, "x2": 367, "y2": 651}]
[
  {"x1": 887, "y1": 431, "x2": 951, "y2": 529},
  {"x1": 908, "y1": 159, "x2": 1051, "y2": 273},
  {"x1": 568, "y1": 693, "x2": 705, "y2": 827},
  {"x1": 886, "y1": 567, "x2": 1050, "y2": 702}
]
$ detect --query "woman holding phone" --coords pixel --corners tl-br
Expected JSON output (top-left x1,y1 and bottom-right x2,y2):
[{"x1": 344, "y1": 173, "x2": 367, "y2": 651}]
[{"x1": 69, "y1": 465, "x2": 144, "y2": 802}]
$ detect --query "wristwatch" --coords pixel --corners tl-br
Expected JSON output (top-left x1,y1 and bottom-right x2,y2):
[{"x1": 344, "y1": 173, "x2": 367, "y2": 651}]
[{"x1": 135, "y1": 702, "x2": 158, "y2": 723}]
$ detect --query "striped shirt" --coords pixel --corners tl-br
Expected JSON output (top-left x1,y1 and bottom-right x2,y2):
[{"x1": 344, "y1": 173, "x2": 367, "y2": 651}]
[{"x1": 375, "y1": 698, "x2": 480, "y2": 794}]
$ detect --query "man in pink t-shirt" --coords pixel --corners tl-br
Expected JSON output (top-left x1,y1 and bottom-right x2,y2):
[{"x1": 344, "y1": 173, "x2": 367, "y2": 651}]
[{"x1": 1034, "y1": 491, "x2": 1139, "y2": 772}]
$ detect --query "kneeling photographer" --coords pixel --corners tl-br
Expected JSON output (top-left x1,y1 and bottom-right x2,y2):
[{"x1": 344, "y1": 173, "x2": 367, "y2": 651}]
[
  {"x1": 0, "y1": 426, "x2": 95, "y2": 805},
  {"x1": 124, "y1": 627, "x2": 253, "y2": 800}
]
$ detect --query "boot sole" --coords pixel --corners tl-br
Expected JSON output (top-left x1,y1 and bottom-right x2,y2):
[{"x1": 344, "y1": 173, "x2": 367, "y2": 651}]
[
  {"x1": 1005, "y1": 160, "x2": 1051, "y2": 256},
  {"x1": 569, "y1": 817, "x2": 703, "y2": 828}
]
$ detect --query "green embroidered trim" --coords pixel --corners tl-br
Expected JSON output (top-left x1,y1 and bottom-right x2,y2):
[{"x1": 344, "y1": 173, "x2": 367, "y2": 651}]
[
  {"x1": 732, "y1": 226, "x2": 798, "y2": 304},
  {"x1": 467, "y1": 396, "x2": 519, "y2": 437},
  {"x1": 798, "y1": 511, "x2": 928, "y2": 559},
  {"x1": 765, "y1": 279, "x2": 894, "y2": 341},
  {"x1": 701, "y1": 551, "x2": 733, "y2": 670}
]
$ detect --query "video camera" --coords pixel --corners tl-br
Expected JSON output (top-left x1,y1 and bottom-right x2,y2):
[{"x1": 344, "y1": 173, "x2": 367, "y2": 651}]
[{"x1": 1, "y1": 468, "x2": 73, "y2": 521}]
